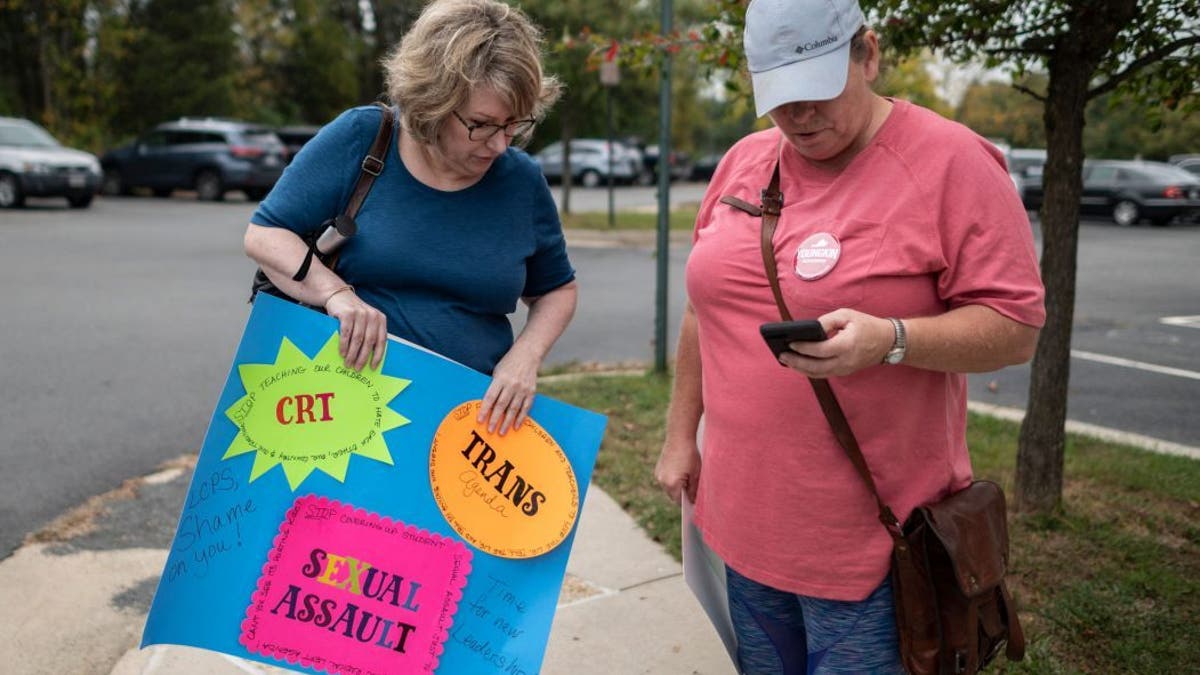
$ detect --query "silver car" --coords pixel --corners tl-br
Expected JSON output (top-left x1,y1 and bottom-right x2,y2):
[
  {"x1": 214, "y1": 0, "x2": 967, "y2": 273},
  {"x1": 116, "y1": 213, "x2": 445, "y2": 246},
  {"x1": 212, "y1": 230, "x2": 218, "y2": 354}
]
[
  {"x1": 533, "y1": 139, "x2": 643, "y2": 188},
  {"x1": 1007, "y1": 147, "x2": 1046, "y2": 208},
  {"x1": 0, "y1": 117, "x2": 102, "y2": 208}
]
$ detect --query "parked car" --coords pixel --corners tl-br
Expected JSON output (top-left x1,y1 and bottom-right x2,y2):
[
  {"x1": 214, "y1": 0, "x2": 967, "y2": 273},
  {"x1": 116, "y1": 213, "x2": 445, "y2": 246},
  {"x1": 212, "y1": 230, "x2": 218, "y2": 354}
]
[
  {"x1": 533, "y1": 139, "x2": 642, "y2": 188},
  {"x1": 1083, "y1": 160, "x2": 1200, "y2": 225},
  {"x1": 689, "y1": 152, "x2": 725, "y2": 181},
  {"x1": 1026, "y1": 159, "x2": 1200, "y2": 226},
  {"x1": 100, "y1": 118, "x2": 287, "y2": 201},
  {"x1": 1007, "y1": 148, "x2": 1046, "y2": 208},
  {"x1": 1168, "y1": 154, "x2": 1200, "y2": 178},
  {"x1": 640, "y1": 145, "x2": 692, "y2": 183},
  {"x1": 0, "y1": 116, "x2": 102, "y2": 208},
  {"x1": 275, "y1": 125, "x2": 322, "y2": 162}
]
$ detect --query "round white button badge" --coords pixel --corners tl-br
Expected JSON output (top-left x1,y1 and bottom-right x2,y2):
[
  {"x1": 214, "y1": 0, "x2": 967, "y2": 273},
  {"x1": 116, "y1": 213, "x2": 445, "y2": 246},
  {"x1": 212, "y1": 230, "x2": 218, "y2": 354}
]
[{"x1": 794, "y1": 232, "x2": 842, "y2": 280}]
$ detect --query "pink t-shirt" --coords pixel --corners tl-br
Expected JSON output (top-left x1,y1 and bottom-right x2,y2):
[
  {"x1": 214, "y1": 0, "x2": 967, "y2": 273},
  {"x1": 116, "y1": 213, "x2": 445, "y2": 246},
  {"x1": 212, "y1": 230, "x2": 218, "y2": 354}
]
[{"x1": 688, "y1": 100, "x2": 1045, "y2": 600}]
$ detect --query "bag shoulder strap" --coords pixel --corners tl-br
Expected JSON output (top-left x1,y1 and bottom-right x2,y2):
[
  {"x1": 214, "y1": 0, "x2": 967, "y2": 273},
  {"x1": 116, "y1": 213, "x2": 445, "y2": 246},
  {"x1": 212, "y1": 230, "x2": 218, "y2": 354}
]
[
  {"x1": 752, "y1": 157, "x2": 904, "y2": 537},
  {"x1": 292, "y1": 103, "x2": 395, "y2": 281},
  {"x1": 344, "y1": 102, "x2": 395, "y2": 220}
]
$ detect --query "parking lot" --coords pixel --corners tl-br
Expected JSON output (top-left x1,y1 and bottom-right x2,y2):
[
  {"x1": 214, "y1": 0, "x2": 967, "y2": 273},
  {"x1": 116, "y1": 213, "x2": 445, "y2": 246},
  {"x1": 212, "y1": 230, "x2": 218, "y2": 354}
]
[{"x1": 1, "y1": 193, "x2": 1198, "y2": 560}]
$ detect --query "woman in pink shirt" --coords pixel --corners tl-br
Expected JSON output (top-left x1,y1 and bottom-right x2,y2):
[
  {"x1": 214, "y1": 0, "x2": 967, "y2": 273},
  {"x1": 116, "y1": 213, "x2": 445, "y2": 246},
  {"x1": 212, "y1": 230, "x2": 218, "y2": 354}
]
[{"x1": 654, "y1": 0, "x2": 1045, "y2": 672}]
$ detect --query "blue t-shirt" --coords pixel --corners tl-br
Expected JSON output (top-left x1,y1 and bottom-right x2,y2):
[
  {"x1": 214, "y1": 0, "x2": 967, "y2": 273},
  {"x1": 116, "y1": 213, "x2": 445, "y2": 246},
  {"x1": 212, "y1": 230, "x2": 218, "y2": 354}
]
[{"x1": 253, "y1": 106, "x2": 575, "y2": 374}]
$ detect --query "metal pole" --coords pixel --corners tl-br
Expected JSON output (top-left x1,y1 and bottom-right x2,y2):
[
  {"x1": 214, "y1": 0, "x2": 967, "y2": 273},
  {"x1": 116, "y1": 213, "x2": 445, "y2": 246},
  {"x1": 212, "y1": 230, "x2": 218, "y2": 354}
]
[
  {"x1": 654, "y1": 0, "x2": 672, "y2": 373},
  {"x1": 606, "y1": 86, "x2": 615, "y2": 228}
]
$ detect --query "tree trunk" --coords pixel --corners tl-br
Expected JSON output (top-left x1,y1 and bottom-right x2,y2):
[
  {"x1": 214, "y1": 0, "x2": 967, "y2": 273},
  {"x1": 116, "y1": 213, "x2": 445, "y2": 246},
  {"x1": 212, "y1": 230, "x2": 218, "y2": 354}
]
[
  {"x1": 1014, "y1": 0, "x2": 1137, "y2": 513},
  {"x1": 1015, "y1": 63, "x2": 1086, "y2": 513},
  {"x1": 38, "y1": 12, "x2": 52, "y2": 116}
]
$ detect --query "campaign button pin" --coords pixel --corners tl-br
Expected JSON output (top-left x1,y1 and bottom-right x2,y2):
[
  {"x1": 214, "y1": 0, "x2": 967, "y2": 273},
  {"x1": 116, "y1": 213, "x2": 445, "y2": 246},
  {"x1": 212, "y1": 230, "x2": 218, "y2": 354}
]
[{"x1": 794, "y1": 232, "x2": 841, "y2": 280}]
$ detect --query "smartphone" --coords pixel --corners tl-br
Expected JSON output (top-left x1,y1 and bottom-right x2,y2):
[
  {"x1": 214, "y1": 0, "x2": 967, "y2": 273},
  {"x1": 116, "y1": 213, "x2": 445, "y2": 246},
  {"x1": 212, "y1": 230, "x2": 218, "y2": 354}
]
[{"x1": 760, "y1": 319, "x2": 828, "y2": 361}]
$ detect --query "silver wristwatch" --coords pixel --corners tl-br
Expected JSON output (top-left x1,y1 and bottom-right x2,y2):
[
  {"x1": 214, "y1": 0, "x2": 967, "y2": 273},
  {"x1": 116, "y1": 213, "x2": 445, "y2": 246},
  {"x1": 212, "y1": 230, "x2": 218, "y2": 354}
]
[{"x1": 883, "y1": 317, "x2": 907, "y2": 365}]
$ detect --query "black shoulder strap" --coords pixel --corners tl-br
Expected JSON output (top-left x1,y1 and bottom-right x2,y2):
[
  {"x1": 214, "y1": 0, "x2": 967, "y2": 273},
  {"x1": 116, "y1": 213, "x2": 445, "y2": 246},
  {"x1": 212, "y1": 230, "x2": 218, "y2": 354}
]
[{"x1": 292, "y1": 103, "x2": 396, "y2": 281}]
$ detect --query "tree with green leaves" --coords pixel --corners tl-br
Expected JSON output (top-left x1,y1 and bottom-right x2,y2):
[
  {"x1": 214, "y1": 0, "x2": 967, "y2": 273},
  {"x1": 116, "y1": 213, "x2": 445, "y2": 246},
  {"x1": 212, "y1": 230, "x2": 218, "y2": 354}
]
[
  {"x1": 230, "y1": 0, "x2": 290, "y2": 125},
  {"x1": 116, "y1": 0, "x2": 239, "y2": 136},
  {"x1": 525, "y1": 0, "x2": 715, "y2": 148},
  {"x1": 275, "y1": 0, "x2": 362, "y2": 124},
  {"x1": 1084, "y1": 91, "x2": 1200, "y2": 159},
  {"x1": 875, "y1": 50, "x2": 955, "y2": 118},
  {"x1": 520, "y1": 0, "x2": 715, "y2": 212},
  {"x1": 868, "y1": 0, "x2": 1199, "y2": 513},
  {"x1": 0, "y1": 0, "x2": 134, "y2": 149},
  {"x1": 359, "y1": 0, "x2": 424, "y2": 105},
  {"x1": 957, "y1": 78, "x2": 1046, "y2": 148}
]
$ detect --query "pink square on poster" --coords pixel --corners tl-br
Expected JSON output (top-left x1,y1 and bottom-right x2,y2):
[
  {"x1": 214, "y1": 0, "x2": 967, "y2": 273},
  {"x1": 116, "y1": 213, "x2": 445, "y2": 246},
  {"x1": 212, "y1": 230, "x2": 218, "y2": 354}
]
[{"x1": 240, "y1": 495, "x2": 472, "y2": 674}]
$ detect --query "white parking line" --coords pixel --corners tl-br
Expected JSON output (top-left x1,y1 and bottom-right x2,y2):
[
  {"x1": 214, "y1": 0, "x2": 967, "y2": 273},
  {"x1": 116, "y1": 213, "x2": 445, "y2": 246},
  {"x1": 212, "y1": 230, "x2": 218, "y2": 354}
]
[
  {"x1": 968, "y1": 401, "x2": 1200, "y2": 460},
  {"x1": 1161, "y1": 315, "x2": 1200, "y2": 329},
  {"x1": 1071, "y1": 349, "x2": 1200, "y2": 381}
]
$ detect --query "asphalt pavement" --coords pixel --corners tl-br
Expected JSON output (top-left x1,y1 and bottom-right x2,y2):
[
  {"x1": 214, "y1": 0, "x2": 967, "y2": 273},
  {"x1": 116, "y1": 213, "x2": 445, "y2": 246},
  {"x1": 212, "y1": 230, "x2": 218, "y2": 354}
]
[{"x1": 3, "y1": 196, "x2": 1199, "y2": 674}]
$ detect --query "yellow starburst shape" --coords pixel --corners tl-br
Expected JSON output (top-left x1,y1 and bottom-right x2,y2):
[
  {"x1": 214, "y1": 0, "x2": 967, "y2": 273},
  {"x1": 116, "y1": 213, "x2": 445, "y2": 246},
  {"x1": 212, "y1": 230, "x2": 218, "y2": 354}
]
[{"x1": 223, "y1": 335, "x2": 411, "y2": 490}]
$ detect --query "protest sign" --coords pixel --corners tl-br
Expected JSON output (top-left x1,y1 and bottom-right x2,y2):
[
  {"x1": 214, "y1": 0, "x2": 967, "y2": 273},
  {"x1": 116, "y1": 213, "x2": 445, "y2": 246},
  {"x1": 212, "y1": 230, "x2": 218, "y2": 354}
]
[{"x1": 143, "y1": 294, "x2": 607, "y2": 674}]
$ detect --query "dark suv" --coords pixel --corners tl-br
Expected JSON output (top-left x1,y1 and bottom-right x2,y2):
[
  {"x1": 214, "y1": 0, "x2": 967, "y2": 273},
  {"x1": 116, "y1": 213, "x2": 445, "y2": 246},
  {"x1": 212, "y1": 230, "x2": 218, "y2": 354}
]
[
  {"x1": 100, "y1": 118, "x2": 286, "y2": 201},
  {"x1": 275, "y1": 125, "x2": 322, "y2": 163}
]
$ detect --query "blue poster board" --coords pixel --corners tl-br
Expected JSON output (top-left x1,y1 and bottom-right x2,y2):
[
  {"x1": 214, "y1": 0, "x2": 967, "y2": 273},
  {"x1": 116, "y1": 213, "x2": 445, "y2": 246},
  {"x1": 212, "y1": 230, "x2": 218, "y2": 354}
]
[{"x1": 143, "y1": 294, "x2": 607, "y2": 675}]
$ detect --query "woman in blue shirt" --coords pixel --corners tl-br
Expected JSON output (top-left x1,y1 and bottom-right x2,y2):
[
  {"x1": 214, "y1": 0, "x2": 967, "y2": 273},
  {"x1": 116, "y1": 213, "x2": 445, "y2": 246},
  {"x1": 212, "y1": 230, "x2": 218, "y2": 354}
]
[{"x1": 245, "y1": 0, "x2": 576, "y2": 437}]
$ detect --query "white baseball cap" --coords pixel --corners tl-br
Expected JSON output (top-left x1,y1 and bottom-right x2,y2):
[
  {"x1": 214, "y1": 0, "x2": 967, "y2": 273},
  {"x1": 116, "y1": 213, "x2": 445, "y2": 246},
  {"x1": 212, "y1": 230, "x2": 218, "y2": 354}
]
[{"x1": 744, "y1": 0, "x2": 866, "y2": 117}]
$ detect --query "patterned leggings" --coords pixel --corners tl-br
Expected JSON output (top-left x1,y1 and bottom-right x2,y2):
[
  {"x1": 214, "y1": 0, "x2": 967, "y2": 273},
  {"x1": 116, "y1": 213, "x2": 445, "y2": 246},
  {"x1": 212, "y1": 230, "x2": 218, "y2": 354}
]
[{"x1": 725, "y1": 566, "x2": 907, "y2": 675}]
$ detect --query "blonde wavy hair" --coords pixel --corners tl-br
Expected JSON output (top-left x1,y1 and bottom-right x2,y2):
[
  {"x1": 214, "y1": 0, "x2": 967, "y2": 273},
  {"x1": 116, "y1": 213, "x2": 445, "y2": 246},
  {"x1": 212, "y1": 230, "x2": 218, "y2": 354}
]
[{"x1": 383, "y1": 0, "x2": 562, "y2": 145}]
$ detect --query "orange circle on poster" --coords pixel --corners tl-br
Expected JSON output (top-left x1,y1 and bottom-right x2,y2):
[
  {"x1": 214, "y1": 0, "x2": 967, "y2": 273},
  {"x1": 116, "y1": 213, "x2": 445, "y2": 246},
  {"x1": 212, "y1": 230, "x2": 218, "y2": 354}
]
[{"x1": 429, "y1": 400, "x2": 579, "y2": 559}]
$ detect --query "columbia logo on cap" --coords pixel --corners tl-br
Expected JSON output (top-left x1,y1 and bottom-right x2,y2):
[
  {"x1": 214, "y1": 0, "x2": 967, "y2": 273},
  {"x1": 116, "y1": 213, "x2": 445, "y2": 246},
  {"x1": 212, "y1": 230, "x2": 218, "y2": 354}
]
[
  {"x1": 744, "y1": 0, "x2": 866, "y2": 115},
  {"x1": 796, "y1": 35, "x2": 840, "y2": 54}
]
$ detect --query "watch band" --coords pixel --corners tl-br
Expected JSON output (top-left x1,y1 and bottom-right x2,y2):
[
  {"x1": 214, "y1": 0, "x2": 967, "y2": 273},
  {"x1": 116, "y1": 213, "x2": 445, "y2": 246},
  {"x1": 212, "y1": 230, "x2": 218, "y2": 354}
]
[{"x1": 884, "y1": 317, "x2": 907, "y2": 364}]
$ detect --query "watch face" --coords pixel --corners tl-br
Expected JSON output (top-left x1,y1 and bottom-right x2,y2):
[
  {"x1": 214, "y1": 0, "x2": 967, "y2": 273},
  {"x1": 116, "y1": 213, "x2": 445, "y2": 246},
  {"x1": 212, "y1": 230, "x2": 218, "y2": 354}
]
[{"x1": 885, "y1": 349, "x2": 904, "y2": 365}]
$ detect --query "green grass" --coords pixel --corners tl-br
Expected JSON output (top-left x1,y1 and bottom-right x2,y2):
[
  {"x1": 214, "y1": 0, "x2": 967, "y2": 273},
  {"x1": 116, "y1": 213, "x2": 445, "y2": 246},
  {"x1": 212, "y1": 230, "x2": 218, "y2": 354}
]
[
  {"x1": 540, "y1": 371, "x2": 1200, "y2": 674},
  {"x1": 558, "y1": 205, "x2": 699, "y2": 231}
]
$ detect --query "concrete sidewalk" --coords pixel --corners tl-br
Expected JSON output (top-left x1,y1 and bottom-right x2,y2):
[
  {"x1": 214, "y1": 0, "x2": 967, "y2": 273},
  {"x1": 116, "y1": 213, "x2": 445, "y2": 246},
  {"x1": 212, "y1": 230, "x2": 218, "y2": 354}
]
[{"x1": 2, "y1": 460, "x2": 733, "y2": 675}]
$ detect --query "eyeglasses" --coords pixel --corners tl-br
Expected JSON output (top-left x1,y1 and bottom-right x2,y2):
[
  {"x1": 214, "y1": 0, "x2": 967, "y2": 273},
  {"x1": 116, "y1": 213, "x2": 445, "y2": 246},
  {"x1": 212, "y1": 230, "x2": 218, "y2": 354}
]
[{"x1": 452, "y1": 111, "x2": 536, "y2": 142}]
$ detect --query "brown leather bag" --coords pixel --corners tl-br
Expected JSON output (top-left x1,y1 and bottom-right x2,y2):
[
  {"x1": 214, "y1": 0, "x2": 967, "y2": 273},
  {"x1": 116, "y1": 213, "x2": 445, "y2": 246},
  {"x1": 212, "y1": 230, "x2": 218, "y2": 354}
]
[
  {"x1": 891, "y1": 481, "x2": 1023, "y2": 673},
  {"x1": 726, "y1": 157, "x2": 1026, "y2": 674}
]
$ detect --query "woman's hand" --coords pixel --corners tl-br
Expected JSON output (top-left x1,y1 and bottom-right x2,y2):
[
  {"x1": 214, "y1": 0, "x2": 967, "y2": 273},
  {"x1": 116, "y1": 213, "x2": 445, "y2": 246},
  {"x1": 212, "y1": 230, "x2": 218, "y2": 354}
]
[
  {"x1": 477, "y1": 344, "x2": 540, "y2": 435},
  {"x1": 655, "y1": 439, "x2": 701, "y2": 505},
  {"x1": 324, "y1": 287, "x2": 388, "y2": 371},
  {"x1": 780, "y1": 305, "x2": 1041, "y2": 376},
  {"x1": 656, "y1": 303, "x2": 703, "y2": 505},
  {"x1": 476, "y1": 282, "x2": 577, "y2": 436},
  {"x1": 777, "y1": 309, "x2": 893, "y2": 377}
]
